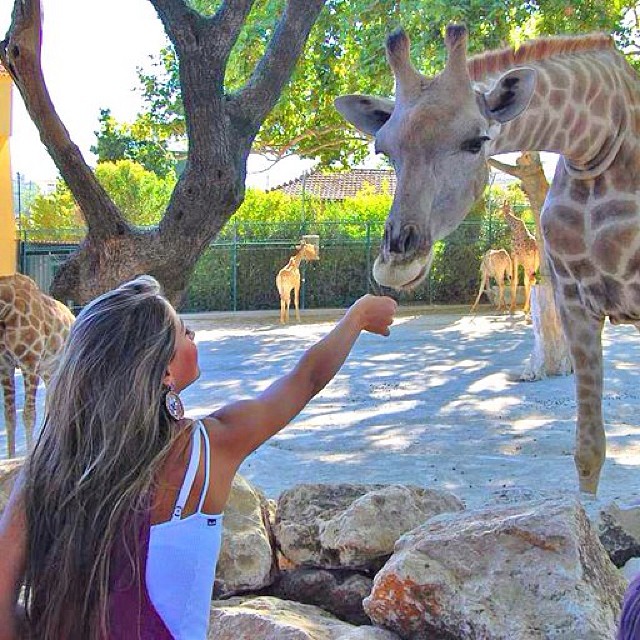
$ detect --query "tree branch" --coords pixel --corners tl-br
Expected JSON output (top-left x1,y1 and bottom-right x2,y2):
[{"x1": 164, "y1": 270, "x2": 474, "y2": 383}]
[
  {"x1": 208, "y1": 0, "x2": 256, "y2": 63},
  {"x1": 488, "y1": 157, "x2": 522, "y2": 179},
  {"x1": 234, "y1": 0, "x2": 326, "y2": 133},
  {"x1": 146, "y1": 0, "x2": 201, "y2": 49},
  {"x1": 0, "y1": 0, "x2": 128, "y2": 239}
]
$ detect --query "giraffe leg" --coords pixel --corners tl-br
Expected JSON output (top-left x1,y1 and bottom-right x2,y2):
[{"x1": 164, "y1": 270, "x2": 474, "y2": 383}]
[
  {"x1": 560, "y1": 306, "x2": 605, "y2": 494},
  {"x1": 497, "y1": 279, "x2": 505, "y2": 311},
  {"x1": 471, "y1": 271, "x2": 487, "y2": 312},
  {"x1": 1, "y1": 369, "x2": 16, "y2": 458},
  {"x1": 280, "y1": 297, "x2": 286, "y2": 324},
  {"x1": 293, "y1": 285, "x2": 301, "y2": 322},
  {"x1": 523, "y1": 274, "x2": 532, "y2": 314},
  {"x1": 510, "y1": 256, "x2": 518, "y2": 314},
  {"x1": 22, "y1": 372, "x2": 39, "y2": 452}
]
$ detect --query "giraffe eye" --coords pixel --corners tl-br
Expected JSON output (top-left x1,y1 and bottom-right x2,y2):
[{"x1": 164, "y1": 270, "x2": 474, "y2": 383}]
[{"x1": 461, "y1": 136, "x2": 490, "y2": 154}]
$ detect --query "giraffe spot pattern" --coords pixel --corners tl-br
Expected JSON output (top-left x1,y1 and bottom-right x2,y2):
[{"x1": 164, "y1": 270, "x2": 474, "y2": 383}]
[
  {"x1": 567, "y1": 259, "x2": 596, "y2": 279},
  {"x1": 593, "y1": 175, "x2": 608, "y2": 199},
  {"x1": 592, "y1": 225, "x2": 638, "y2": 274},
  {"x1": 591, "y1": 200, "x2": 637, "y2": 229}
]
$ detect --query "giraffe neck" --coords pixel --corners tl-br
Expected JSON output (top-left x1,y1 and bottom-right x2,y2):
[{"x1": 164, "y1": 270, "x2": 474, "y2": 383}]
[
  {"x1": 291, "y1": 252, "x2": 305, "y2": 268},
  {"x1": 481, "y1": 45, "x2": 635, "y2": 177}
]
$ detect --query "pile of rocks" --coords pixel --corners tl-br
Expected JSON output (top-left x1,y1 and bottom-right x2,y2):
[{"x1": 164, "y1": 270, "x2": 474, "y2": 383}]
[{"x1": 1, "y1": 460, "x2": 636, "y2": 639}]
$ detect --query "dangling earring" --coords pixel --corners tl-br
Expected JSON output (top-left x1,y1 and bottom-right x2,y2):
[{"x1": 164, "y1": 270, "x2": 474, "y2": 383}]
[{"x1": 165, "y1": 383, "x2": 185, "y2": 420}]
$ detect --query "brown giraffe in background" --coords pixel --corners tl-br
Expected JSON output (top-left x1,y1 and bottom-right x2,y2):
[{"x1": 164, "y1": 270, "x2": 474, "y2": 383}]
[
  {"x1": 275, "y1": 240, "x2": 319, "y2": 324},
  {"x1": 335, "y1": 25, "x2": 640, "y2": 494},
  {"x1": 0, "y1": 273, "x2": 74, "y2": 457},
  {"x1": 471, "y1": 248, "x2": 512, "y2": 312},
  {"x1": 499, "y1": 201, "x2": 540, "y2": 314}
]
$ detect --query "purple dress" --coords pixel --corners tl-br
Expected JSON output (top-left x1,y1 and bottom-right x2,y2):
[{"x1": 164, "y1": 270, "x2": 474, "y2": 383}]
[
  {"x1": 619, "y1": 573, "x2": 640, "y2": 640},
  {"x1": 106, "y1": 500, "x2": 174, "y2": 640}
]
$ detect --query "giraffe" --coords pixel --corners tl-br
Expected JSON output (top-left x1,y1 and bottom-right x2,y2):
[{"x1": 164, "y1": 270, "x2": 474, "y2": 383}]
[
  {"x1": 0, "y1": 273, "x2": 74, "y2": 457},
  {"x1": 335, "y1": 24, "x2": 640, "y2": 495},
  {"x1": 470, "y1": 248, "x2": 512, "y2": 312},
  {"x1": 499, "y1": 201, "x2": 540, "y2": 314},
  {"x1": 275, "y1": 240, "x2": 319, "y2": 323}
]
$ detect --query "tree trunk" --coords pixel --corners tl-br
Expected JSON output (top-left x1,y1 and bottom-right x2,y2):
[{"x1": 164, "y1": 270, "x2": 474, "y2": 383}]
[
  {"x1": 520, "y1": 283, "x2": 573, "y2": 381},
  {"x1": 488, "y1": 153, "x2": 573, "y2": 379},
  {"x1": 0, "y1": 0, "x2": 327, "y2": 305}
]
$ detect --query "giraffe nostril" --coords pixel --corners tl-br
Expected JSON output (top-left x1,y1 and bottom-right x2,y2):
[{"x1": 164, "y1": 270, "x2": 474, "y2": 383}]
[{"x1": 402, "y1": 225, "x2": 420, "y2": 254}]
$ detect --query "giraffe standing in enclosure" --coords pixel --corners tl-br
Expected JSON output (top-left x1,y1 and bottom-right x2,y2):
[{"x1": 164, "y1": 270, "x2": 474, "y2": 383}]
[
  {"x1": 276, "y1": 240, "x2": 319, "y2": 323},
  {"x1": 0, "y1": 273, "x2": 74, "y2": 457},
  {"x1": 500, "y1": 201, "x2": 540, "y2": 313},
  {"x1": 335, "y1": 25, "x2": 640, "y2": 494},
  {"x1": 471, "y1": 248, "x2": 512, "y2": 312}
]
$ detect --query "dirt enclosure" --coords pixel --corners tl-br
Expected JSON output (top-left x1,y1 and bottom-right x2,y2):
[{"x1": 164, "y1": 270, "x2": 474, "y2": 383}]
[{"x1": 3, "y1": 305, "x2": 640, "y2": 516}]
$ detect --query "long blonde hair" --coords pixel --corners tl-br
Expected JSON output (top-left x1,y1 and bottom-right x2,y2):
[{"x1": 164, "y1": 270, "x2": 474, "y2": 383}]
[{"x1": 23, "y1": 275, "x2": 179, "y2": 639}]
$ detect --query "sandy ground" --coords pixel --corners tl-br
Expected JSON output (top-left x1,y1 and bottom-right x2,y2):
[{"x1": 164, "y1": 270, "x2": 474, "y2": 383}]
[{"x1": 3, "y1": 305, "x2": 640, "y2": 518}]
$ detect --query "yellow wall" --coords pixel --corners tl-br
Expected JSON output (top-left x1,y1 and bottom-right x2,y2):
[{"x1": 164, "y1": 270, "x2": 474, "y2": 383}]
[{"x1": 0, "y1": 68, "x2": 15, "y2": 276}]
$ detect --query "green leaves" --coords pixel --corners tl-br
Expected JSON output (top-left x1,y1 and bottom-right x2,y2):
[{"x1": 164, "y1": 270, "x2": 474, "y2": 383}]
[{"x1": 95, "y1": 0, "x2": 636, "y2": 171}]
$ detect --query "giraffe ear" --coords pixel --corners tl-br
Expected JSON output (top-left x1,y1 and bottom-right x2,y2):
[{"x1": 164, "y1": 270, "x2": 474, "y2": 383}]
[
  {"x1": 477, "y1": 67, "x2": 536, "y2": 123},
  {"x1": 334, "y1": 95, "x2": 395, "y2": 136}
]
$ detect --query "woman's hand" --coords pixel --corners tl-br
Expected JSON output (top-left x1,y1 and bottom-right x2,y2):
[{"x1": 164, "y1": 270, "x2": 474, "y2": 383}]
[{"x1": 346, "y1": 294, "x2": 398, "y2": 336}]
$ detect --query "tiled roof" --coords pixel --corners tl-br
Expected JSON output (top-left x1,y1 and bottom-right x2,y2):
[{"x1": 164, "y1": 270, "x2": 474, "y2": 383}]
[{"x1": 270, "y1": 168, "x2": 396, "y2": 200}]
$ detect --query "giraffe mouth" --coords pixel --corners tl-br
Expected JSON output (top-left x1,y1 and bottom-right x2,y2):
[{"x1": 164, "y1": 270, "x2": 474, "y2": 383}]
[
  {"x1": 398, "y1": 265, "x2": 428, "y2": 291},
  {"x1": 372, "y1": 252, "x2": 432, "y2": 291}
]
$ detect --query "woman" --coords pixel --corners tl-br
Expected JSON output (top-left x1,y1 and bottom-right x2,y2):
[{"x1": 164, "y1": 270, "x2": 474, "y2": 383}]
[{"x1": 0, "y1": 275, "x2": 396, "y2": 639}]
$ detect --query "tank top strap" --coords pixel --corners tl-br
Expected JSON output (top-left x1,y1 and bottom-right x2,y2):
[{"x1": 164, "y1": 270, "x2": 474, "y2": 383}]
[
  {"x1": 196, "y1": 422, "x2": 211, "y2": 513},
  {"x1": 170, "y1": 421, "x2": 202, "y2": 521}
]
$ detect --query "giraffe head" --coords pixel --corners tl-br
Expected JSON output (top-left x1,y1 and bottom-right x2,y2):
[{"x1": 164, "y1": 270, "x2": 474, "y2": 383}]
[
  {"x1": 335, "y1": 25, "x2": 536, "y2": 290},
  {"x1": 297, "y1": 239, "x2": 319, "y2": 262}
]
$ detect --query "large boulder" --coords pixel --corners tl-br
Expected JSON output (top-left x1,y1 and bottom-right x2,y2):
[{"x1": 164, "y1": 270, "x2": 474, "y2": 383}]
[
  {"x1": 208, "y1": 596, "x2": 400, "y2": 639},
  {"x1": 274, "y1": 484, "x2": 463, "y2": 571},
  {"x1": 214, "y1": 474, "x2": 277, "y2": 597},
  {"x1": 365, "y1": 497, "x2": 626, "y2": 639}
]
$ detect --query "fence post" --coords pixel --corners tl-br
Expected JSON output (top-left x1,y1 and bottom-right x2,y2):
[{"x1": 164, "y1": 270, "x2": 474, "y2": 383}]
[
  {"x1": 365, "y1": 222, "x2": 371, "y2": 293},
  {"x1": 232, "y1": 222, "x2": 238, "y2": 311}
]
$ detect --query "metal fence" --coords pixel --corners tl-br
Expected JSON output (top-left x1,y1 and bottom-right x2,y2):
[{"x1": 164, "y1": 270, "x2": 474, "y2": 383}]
[{"x1": 18, "y1": 215, "x2": 527, "y2": 312}]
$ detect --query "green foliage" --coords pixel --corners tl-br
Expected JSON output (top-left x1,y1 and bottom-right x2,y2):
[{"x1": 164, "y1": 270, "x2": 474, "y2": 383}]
[
  {"x1": 97, "y1": 0, "x2": 636, "y2": 171},
  {"x1": 26, "y1": 161, "x2": 176, "y2": 234},
  {"x1": 25, "y1": 179, "x2": 83, "y2": 241},
  {"x1": 91, "y1": 109, "x2": 178, "y2": 178},
  {"x1": 94, "y1": 160, "x2": 176, "y2": 226}
]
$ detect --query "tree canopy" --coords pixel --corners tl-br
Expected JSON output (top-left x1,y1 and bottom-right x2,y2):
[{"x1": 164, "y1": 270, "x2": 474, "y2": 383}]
[{"x1": 95, "y1": 0, "x2": 637, "y2": 173}]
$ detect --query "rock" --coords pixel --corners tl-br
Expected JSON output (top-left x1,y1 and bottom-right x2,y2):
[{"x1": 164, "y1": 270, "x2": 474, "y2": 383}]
[
  {"x1": 208, "y1": 595, "x2": 400, "y2": 639},
  {"x1": 269, "y1": 567, "x2": 373, "y2": 625},
  {"x1": 0, "y1": 457, "x2": 23, "y2": 511},
  {"x1": 214, "y1": 474, "x2": 277, "y2": 597},
  {"x1": 597, "y1": 502, "x2": 640, "y2": 567},
  {"x1": 622, "y1": 557, "x2": 640, "y2": 583},
  {"x1": 365, "y1": 497, "x2": 626, "y2": 639},
  {"x1": 275, "y1": 484, "x2": 463, "y2": 570},
  {"x1": 319, "y1": 485, "x2": 464, "y2": 568}
]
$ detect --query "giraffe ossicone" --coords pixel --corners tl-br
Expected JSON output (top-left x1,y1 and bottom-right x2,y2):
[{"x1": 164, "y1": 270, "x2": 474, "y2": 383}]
[{"x1": 335, "y1": 24, "x2": 638, "y2": 496}]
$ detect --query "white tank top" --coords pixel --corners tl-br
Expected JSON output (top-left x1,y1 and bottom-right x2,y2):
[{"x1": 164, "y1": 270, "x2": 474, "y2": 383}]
[{"x1": 146, "y1": 420, "x2": 224, "y2": 639}]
